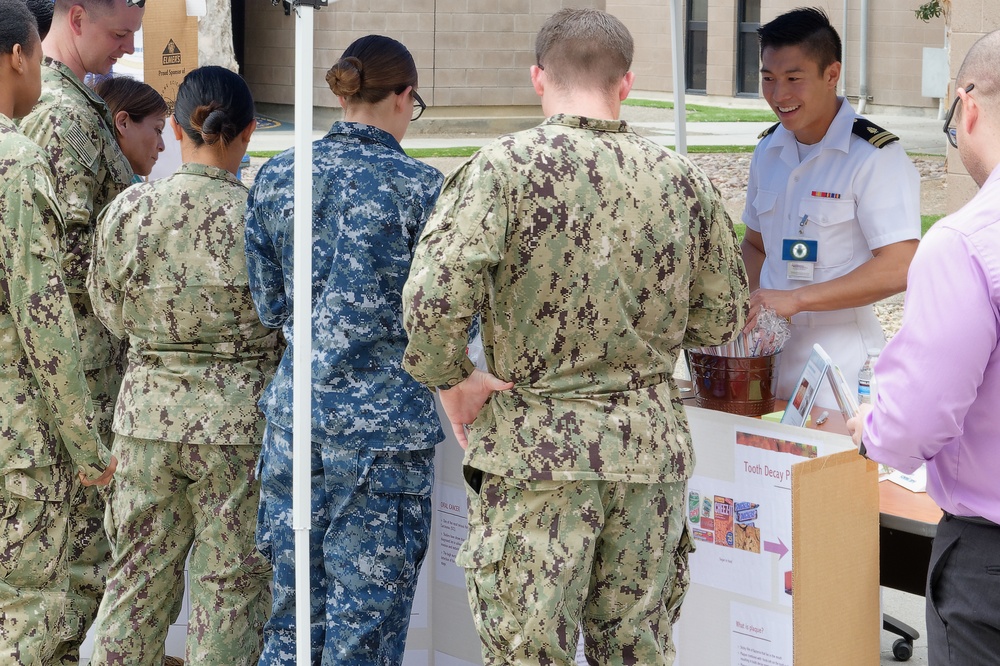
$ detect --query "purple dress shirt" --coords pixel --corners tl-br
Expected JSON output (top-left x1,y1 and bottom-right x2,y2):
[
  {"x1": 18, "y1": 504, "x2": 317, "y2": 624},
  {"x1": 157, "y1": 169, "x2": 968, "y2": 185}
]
[{"x1": 863, "y1": 164, "x2": 1000, "y2": 524}]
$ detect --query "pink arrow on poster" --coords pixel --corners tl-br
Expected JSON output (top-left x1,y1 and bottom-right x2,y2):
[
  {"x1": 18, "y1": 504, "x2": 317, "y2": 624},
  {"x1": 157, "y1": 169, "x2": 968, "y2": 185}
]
[{"x1": 764, "y1": 537, "x2": 788, "y2": 559}]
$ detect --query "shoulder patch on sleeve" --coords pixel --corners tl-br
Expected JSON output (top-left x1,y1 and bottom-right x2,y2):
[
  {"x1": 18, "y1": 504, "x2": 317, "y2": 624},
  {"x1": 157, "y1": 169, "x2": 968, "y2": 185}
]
[
  {"x1": 757, "y1": 122, "x2": 780, "y2": 140},
  {"x1": 64, "y1": 121, "x2": 100, "y2": 173},
  {"x1": 851, "y1": 118, "x2": 899, "y2": 148}
]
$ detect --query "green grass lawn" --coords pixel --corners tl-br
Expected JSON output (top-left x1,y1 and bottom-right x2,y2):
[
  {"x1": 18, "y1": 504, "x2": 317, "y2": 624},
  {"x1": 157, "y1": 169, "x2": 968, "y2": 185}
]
[
  {"x1": 623, "y1": 98, "x2": 778, "y2": 123},
  {"x1": 921, "y1": 214, "x2": 944, "y2": 234}
]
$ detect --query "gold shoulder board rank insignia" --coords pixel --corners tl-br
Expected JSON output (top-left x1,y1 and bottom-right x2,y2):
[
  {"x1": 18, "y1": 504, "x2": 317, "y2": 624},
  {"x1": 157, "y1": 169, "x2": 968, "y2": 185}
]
[
  {"x1": 758, "y1": 122, "x2": 780, "y2": 140},
  {"x1": 852, "y1": 118, "x2": 899, "y2": 148}
]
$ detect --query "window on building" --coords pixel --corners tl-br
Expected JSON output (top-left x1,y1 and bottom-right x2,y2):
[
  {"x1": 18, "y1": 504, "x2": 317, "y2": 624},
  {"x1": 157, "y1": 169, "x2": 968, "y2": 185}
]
[
  {"x1": 737, "y1": 0, "x2": 761, "y2": 96},
  {"x1": 686, "y1": 0, "x2": 708, "y2": 93}
]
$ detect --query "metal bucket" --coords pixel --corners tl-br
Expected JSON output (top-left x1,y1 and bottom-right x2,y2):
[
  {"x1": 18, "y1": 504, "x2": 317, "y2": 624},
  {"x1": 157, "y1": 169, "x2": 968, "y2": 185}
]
[{"x1": 688, "y1": 352, "x2": 780, "y2": 417}]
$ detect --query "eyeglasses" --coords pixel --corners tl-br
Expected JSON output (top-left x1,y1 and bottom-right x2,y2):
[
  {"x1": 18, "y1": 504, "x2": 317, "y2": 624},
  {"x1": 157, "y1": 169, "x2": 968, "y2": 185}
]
[
  {"x1": 943, "y1": 83, "x2": 974, "y2": 149},
  {"x1": 411, "y1": 90, "x2": 426, "y2": 122}
]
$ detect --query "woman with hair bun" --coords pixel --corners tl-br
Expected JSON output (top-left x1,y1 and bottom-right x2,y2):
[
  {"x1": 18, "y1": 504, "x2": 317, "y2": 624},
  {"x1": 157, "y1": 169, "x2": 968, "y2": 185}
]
[
  {"x1": 246, "y1": 35, "x2": 442, "y2": 665},
  {"x1": 87, "y1": 65, "x2": 281, "y2": 665}
]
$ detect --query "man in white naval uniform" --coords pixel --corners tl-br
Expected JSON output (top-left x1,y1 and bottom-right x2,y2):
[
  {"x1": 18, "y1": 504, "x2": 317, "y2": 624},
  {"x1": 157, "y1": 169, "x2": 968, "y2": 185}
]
[{"x1": 741, "y1": 7, "x2": 920, "y2": 408}]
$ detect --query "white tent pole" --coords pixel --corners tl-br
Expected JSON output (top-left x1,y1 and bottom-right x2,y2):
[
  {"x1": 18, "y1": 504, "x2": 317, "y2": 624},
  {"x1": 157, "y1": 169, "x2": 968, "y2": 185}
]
[
  {"x1": 669, "y1": 0, "x2": 687, "y2": 154},
  {"x1": 292, "y1": 3, "x2": 315, "y2": 664}
]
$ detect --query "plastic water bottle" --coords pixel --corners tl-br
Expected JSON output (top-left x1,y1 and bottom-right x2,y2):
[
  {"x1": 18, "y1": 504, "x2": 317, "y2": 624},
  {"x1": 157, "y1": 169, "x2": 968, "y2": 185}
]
[{"x1": 858, "y1": 348, "x2": 881, "y2": 405}]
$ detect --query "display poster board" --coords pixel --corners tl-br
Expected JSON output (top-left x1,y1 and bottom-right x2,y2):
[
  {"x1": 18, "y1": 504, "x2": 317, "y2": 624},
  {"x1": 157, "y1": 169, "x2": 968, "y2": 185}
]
[{"x1": 676, "y1": 407, "x2": 880, "y2": 666}]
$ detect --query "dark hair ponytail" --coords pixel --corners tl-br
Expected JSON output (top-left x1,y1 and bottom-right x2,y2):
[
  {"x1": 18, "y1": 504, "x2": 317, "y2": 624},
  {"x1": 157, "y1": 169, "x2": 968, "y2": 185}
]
[
  {"x1": 173, "y1": 66, "x2": 255, "y2": 147},
  {"x1": 325, "y1": 35, "x2": 417, "y2": 106}
]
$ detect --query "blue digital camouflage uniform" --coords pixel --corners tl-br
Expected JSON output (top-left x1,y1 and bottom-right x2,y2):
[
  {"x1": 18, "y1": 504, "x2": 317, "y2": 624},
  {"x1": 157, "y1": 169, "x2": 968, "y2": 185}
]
[
  {"x1": 403, "y1": 115, "x2": 750, "y2": 664},
  {"x1": 245, "y1": 121, "x2": 445, "y2": 665},
  {"x1": 19, "y1": 57, "x2": 133, "y2": 663},
  {"x1": 86, "y1": 163, "x2": 281, "y2": 665},
  {"x1": 0, "y1": 113, "x2": 111, "y2": 665}
]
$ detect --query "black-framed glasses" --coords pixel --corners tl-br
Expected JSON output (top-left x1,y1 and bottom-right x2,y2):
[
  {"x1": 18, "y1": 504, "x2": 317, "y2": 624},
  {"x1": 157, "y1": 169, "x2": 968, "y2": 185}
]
[
  {"x1": 411, "y1": 90, "x2": 426, "y2": 122},
  {"x1": 943, "y1": 83, "x2": 975, "y2": 149}
]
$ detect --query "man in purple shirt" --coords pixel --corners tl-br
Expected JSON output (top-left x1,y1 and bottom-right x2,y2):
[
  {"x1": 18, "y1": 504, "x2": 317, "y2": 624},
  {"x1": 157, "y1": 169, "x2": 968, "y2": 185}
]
[{"x1": 847, "y1": 29, "x2": 1000, "y2": 664}]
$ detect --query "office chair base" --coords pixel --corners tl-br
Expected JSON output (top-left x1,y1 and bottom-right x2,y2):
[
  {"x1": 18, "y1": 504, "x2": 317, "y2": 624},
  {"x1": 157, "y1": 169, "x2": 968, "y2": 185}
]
[{"x1": 883, "y1": 613, "x2": 919, "y2": 662}]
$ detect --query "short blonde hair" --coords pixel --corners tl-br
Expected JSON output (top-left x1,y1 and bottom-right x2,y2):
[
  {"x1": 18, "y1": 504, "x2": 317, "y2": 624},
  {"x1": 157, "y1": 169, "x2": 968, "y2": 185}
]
[{"x1": 534, "y1": 8, "x2": 633, "y2": 94}]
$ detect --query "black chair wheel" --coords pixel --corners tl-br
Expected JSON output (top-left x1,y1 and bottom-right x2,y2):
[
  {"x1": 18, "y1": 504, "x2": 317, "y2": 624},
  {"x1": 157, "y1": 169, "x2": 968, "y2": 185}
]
[{"x1": 892, "y1": 637, "x2": 913, "y2": 661}]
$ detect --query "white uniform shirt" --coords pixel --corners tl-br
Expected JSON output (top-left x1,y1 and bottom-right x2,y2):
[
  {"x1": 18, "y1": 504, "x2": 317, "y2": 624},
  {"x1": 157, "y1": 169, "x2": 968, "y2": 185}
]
[{"x1": 742, "y1": 98, "x2": 920, "y2": 407}]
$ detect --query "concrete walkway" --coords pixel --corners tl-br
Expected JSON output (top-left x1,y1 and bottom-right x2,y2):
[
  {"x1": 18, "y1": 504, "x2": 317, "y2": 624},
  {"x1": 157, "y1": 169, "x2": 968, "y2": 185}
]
[{"x1": 249, "y1": 98, "x2": 947, "y2": 157}]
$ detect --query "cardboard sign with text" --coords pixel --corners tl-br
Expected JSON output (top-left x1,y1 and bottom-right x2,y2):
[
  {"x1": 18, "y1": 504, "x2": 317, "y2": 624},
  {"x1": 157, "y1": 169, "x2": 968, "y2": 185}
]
[{"x1": 140, "y1": 0, "x2": 199, "y2": 110}]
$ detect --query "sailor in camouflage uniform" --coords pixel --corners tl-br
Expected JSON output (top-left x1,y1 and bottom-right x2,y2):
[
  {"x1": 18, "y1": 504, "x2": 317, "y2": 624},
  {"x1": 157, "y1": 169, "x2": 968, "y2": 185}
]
[
  {"x1": 0, "y1": 4, "x2": 115, "y2": 663},
  {"x1": 18, "y1": 1, "x2": 142, "y2": 659},
  {"x1": 245, "y1": 36, "x2": 444, "y2": 666},
  {"x1": 86, "y1": 67, "x2": 279, "y2": 665},
  {"x1": 402, "y1": 9, "x2": 749, "y2": 665}
]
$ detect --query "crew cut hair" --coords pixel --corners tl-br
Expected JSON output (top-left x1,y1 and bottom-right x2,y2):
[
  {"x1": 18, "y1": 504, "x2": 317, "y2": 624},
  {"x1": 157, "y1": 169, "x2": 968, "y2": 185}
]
[
  {"x1": 957, "y1": 29, "x2": 1000, "y2": 101},
  {"x1": 54, "y1": 0, "x2": 117, "y2": 17},
  {"x1": 758, "y1": 7, "x2": 841, "y2": 71},
  {"x1": 535, "y1": 8, "x2": 633, "y2": 93}
]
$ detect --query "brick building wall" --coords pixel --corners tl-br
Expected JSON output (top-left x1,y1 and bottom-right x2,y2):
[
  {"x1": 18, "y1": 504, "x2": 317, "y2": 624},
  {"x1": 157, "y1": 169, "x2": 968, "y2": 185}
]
[
  {"x1": 243, "y1": 0, "x2": 597, "y2": 113},
  {"x1": 243, "y1": 0, "x2": 948, "y2": 113},
  {"x1": 612, "y1": 0, "x2": 946, "y2": 109}
]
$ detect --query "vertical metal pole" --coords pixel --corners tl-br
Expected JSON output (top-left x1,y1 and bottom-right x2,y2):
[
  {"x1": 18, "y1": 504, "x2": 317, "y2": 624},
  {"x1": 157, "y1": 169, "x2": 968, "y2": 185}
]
[
  {"x1": 841, "y1": 0, "x2": 849, "y2": 97},
  {"x1": 670, "y1": 0, "x2": 688, "y2": 154},
  {"x1": 292, "y1": 4, "x2": 315, "y2": 664},
  {"x1": 857, "y1": 0, "x2": 870, "y2": 113}
]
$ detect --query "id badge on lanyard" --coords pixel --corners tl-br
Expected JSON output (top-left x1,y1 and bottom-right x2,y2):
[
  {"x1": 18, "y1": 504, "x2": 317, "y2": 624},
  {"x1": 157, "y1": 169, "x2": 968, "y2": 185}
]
[{"x1": 783, "y1": 215, "x2": 818, "y2": 281}]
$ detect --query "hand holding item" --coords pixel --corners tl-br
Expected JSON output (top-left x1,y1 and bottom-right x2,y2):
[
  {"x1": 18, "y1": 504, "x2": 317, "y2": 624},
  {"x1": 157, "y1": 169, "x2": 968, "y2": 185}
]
[
  {"x1": 743, "y1": 289, "x2": 799, "y2": 334},
  {"x1": 846, "y1": 403, "x2": 873, "y2": 449},
  {"x1": 693, "y1": 306, "x2": 790, "y2": 358}
]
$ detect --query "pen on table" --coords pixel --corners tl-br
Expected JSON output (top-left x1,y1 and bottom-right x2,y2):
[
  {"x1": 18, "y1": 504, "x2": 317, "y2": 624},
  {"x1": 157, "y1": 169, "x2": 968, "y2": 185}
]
[{"x1": 815, "y1": 410, "x2": 829, "y2": 426}]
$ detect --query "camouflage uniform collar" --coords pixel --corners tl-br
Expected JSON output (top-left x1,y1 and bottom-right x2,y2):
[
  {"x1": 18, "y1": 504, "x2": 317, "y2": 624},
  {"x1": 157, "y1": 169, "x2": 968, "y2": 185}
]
[
  {"x1": 177, "y1": 162, "x2": 246, "y2": 189},
  {"x1": 325, "y1": 121, "x2": 404, "y2": 154},
  {"x1": 543, "y1": 114, "x2": 631, "y2": 134},
  {"x1": 43, "y1": 57, "x2": 117, "y2": 130},
  {"x1": 0, "y1": 114, "x2": 17, "y2": 133}
]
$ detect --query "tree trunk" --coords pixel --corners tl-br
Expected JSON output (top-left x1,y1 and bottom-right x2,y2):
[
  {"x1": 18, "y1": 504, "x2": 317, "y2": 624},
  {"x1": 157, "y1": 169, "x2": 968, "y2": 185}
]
[{"x1": 198, "y1": 0, "x2": 239, "y2": 72}]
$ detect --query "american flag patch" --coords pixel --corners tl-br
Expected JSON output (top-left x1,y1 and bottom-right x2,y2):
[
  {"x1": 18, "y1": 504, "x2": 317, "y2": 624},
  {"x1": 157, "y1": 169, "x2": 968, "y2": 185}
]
[{"x1": 65, "y1": 122, "x2": 98, "y2": 167}]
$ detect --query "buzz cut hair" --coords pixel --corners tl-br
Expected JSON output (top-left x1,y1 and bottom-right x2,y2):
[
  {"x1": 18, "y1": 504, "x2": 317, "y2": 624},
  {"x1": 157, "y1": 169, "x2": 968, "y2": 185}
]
[
  {"x1": 54, "y1": 0, "x2": 117, "y2": 17},
  {"x1": 957, "y1": 29, "x2": 1000, "y2": 102},
  {"x1": 535, "y1": 8, "x2": 634, "y2": 93},
  {"x1": 758, "y1": 7, "x2": 842, "y2": 71}
]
